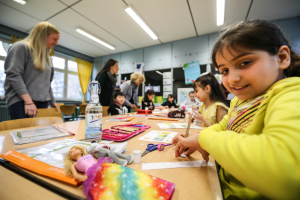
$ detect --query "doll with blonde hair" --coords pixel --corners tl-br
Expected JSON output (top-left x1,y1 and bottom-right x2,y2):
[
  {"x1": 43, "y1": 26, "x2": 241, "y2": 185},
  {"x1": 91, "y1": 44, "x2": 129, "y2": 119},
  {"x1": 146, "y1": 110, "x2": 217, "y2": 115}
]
[{"x1": 64, "y1": 144, "x2": 133, "y2": 180}]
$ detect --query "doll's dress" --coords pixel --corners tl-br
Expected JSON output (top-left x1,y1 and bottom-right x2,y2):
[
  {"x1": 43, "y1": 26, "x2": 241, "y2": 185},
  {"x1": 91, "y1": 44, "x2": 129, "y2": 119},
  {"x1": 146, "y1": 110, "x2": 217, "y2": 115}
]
[
  {"x1": 76, "y1": 154, "x2": 96, "y2": 172},
  {"x1": 80, "y1": 155, "x2": 113, "y2": 200}
]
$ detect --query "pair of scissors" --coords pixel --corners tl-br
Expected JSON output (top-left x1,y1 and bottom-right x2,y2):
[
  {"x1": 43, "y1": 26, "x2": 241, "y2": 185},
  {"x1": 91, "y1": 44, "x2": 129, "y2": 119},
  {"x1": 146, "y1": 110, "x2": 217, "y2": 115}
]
[
  {"x1": 141, "y1": 143, "x2": 158, "y2": 157},
  {"x1": 141, "y1": 143, "x2": 172, "y2": 157}
]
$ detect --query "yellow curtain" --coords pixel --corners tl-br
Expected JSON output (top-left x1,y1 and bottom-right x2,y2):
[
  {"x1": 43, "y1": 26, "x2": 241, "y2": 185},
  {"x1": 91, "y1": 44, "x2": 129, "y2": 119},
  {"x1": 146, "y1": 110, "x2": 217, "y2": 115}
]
[
  {"x1": 11, "y1": 35, "x2": 22, "y2": 43},
  {"x1": 76, "y1": 57, "x2": 93, "y2": 103},
  {"x1": 50, "y1": 49, "x2": 54, "y2": 57}
]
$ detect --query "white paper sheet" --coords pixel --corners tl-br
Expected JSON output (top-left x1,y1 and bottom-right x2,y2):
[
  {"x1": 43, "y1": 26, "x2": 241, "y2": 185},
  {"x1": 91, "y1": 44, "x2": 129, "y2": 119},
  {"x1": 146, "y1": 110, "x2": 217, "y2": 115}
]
[
  {"x1": 14, "y1": 139, "x2": 127, "y2": 168},
  {"x1": 138, "y1": 130, "x2": 177, "y2": 143},
  {"x1": 142, "y1": 161, "x2": 214, "y2": 170},
  {"x1": 157, "y1": 123, "x2": 203, "y2": 129}
]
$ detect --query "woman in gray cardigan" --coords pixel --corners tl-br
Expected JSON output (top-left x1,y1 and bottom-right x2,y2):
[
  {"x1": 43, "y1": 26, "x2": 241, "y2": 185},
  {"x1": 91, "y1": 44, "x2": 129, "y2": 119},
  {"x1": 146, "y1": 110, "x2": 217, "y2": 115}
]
[
  {"x1": 4, "y1": 22, "x2": 60, "y2": 119},
  {"x1": 120, "y1": 72, "x2": 145, "y2": 111}
]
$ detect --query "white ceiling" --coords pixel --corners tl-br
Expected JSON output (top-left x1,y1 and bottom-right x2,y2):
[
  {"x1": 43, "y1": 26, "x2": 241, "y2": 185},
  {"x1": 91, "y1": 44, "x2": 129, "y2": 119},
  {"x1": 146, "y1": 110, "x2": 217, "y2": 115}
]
[{"x1": 0, "y1": 0, "x2": 299, "y2": 58}]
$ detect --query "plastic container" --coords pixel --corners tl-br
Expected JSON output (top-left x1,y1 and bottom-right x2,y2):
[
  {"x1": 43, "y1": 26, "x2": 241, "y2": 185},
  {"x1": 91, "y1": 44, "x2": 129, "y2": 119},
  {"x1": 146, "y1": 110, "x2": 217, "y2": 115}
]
[{"x1": 133, "y1": 150, "x2": 141, "y2": 164}]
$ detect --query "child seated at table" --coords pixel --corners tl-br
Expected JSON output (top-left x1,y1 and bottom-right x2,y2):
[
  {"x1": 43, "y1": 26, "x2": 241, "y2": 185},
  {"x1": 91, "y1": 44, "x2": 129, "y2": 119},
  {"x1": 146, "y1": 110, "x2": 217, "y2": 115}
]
[
  {"x1": 160, "y1": 94, "x2": 176, "y2": 109},
  {"x1": 192, "y1": 72, "x2": 228, "y2": 127},
  {"x1": 172, "y1": 19, "x2": 300, "y2": 199},
  {"x1": 108, "y1": 92, "x2": 128, "y2": 115},
  {"x1": 141, "y1": 89, "x2": 156, "y2": 110},
  {"x1": 180, "y1": 91, "x2": 202, "y2": 109}
]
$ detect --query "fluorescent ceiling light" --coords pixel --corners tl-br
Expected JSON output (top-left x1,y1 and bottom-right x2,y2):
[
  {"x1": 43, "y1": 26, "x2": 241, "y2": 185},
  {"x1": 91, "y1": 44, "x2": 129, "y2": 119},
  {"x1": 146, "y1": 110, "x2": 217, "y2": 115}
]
[
  {"x1": 76, "y1": 28, "x2": 115, "y2": 50},
  {"x1": 156, "y1": 71, "x2": 163, "y2": 75},
  {"x1": 13, "y1": 0, "x2": 26, "y2": 5},
  {"x1": 125, "y1": 5, "x2": 158, "y2": 40},
  {"x1": 217, "y1": 0, "x2": 225, "y2": 26}
]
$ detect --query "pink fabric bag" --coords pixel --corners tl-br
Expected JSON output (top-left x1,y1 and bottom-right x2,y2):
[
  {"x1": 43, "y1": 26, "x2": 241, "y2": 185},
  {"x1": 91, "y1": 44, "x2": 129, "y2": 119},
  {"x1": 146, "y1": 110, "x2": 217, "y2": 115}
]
[{"x1": 102, "y1": 124, "x2": 151, "y2": 141}]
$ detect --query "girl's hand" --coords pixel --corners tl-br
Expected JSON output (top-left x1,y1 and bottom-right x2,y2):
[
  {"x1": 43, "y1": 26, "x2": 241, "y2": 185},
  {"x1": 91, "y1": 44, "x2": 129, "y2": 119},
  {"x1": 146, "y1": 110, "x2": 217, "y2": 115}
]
[
  {"x1": 50, "y1": 103, "x2": 59, "y2": 111},
  {"x1": 24, "y1": 103, "x2": 38, "y2": 117},
  {"x1": 171, "y1": 106, "x2": 175, "y2": 108},
  {"x1": 172, "y1": 133, "x2": 209, "y2": 162},
  {"x1": 192, "y1": 111, "x2": 204, "y2": 121}
]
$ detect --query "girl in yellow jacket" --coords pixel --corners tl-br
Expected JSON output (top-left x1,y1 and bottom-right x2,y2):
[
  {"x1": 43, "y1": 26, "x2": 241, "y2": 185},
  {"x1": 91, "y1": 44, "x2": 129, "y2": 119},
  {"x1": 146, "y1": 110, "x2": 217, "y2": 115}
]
[
  {"x1": 172, "y1": 19, "x2": 300, "y2": 200},
  {"x1": 192, "y1": 72, "x2": 229, "y2": 127}
]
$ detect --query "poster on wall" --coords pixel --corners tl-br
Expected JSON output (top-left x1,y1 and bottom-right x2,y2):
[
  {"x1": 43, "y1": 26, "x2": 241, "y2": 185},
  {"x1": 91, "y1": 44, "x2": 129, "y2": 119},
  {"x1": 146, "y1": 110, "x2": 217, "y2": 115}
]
[
  {"x1": 163, "y1": 79, "x2": 171, "y2": 85},
  {"x1": 145, "y1": 86, "x2": 152, "y2": 91},
  {"x1": 153, "y1": 86, "x2": 160, "y2": 92},
  {"x1": 177, "y1": 88, "x2": 198, "y2": 104},
  {"x1": 163, "y1": 92, "x2": 172, "y2": 98},
  {"x1": 163, "y1": 85, "x2": 172, "y2": 92},
  {"x1": 134, "y1": 62, "x2": 145, "y2": 73},
  {"x1": 184, "y1": 61, "x2": 201, "y2": 85},
  {"x1": 163, "y1": 72, "x2": 171, "y2": 79}
]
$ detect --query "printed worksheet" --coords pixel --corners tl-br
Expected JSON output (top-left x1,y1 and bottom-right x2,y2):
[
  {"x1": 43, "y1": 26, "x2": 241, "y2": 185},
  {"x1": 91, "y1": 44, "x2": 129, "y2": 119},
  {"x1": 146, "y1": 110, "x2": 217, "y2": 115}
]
[
  {"x1": 9, "y1": 125, "x2": 74, "y2": 145},
  {"x1": 157, "y1": 123, "x2": 203, "y2": 129},
  {"x1": 138, "y1": 130, "x2": 177, "y2": 143}
]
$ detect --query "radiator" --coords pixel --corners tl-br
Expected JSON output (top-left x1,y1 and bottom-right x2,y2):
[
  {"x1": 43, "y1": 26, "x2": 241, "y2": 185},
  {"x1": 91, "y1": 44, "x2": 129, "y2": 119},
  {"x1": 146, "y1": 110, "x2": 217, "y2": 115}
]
[{"x1": 0, "y1": 105, "x2": 10, "y2": 122}]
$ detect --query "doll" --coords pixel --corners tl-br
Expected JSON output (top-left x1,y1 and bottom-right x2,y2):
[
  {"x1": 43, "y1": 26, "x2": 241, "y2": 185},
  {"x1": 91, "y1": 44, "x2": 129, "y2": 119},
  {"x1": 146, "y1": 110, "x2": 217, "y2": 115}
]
[
  {"x1": 64, "y1": 144, "x2": 133, "y2": 181},
  {"x1": 88, "y1": 143, "x2": 133, "y2": 166}
]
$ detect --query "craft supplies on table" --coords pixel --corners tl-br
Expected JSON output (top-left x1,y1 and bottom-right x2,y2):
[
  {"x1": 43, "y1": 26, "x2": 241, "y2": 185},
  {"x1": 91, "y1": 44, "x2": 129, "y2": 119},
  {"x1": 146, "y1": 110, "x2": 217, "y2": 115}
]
[{"x1": 138, "y1": 130, "x2": 177, "y2": 143}]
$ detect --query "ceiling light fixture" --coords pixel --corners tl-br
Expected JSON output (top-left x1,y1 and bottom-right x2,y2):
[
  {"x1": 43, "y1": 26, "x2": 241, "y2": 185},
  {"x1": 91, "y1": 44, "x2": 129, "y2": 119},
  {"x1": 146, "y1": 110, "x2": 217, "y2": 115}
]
[
  {"x1": 216, "y1": 0, "x2": 225, "y2": 26},
  {"x1": 156, "y1": 71, "x2": 163, "y2": 75},
  {"x1": 13, "y1": 0, "x2": 26, "y2": 5},
  {"x1": 76, "y1": 28, "x2": 115, "y2": 50},
  {"x1": 125, "y1": 5, "x2": 158, "y2": 40}
]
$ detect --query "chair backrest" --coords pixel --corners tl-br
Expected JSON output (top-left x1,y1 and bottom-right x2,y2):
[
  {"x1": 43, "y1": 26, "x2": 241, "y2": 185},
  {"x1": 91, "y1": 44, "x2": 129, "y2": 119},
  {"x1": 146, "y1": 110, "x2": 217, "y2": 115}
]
[
  {"x1": 80, "y1": 104, "x2": 87, "y2": 115},
  {"x1": 0, "y1": 117, "x2": 64, "y2": 131},
  {"x1": 36, "y1": 108, "x2": 62, "y2": 118},
  {"x1": 102, "y1": 106, "x2": 109, "y2": 117},
  {"x1": 60, "y1": 105, "x2": 77, "y2": 115},
  {"x1": 56, "y1": 103, "x2": 64, "y2": 107}
]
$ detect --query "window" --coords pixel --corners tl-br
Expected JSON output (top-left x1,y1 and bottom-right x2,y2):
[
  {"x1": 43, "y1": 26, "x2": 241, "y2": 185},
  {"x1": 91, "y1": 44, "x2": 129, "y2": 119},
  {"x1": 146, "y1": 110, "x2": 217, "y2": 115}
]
[
  {"x1": 0, "y1": 39, "x2": 13, "y2": 99},
  {"x1": 51, "y1": 55, "x2": 83, "y2": 101}
]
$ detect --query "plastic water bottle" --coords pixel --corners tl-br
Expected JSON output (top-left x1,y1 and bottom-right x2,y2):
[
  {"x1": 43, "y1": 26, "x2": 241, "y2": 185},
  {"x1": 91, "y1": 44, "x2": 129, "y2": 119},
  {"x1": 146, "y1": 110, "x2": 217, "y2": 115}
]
[{"x1": 85, "y1": 81, "x2": 102, "y2": 140}]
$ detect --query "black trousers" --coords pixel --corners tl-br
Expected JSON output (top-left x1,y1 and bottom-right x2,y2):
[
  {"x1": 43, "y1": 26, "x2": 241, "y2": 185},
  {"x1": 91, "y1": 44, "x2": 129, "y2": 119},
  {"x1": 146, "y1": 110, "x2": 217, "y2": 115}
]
[{"x1": 8, "y1": 101, "x2": 49, "y2": 120}]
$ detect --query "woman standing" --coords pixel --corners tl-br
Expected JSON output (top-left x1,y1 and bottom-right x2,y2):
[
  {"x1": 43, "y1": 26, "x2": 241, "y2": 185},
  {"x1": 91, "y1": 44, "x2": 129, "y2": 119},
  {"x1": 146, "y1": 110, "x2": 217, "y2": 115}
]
[
  {"x1": 120, "y1": 72, "x2": 145, "y2": 111},
  {"x1": 4, "y1": 22, "x2": 60, "y2": 120},
  {"x1": 95, "y1": 59, "x2": 119, "y2": 106}
]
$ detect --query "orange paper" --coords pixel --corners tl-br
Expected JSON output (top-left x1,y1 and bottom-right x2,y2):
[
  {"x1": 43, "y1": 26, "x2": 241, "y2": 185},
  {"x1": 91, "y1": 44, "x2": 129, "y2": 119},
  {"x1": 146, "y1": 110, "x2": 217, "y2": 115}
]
[{"x1": 0, "y1": 150, "x2": 80, "y2": 185}]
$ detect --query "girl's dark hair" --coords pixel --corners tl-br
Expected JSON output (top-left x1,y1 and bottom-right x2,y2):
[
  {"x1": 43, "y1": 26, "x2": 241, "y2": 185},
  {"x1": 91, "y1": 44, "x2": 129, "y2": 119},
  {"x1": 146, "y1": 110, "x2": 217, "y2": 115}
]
[
  {"x1": 193, "y1": 73, "x2": 226, "y2": 104},
  {"x1": 95, "y1": 59, "x2": 118, "y2": 79},
  {"x1": 167, "y1": 94, "x2": 174, "y2": 106},
  {"x1": 144, "y1": 89, "x2": 155, "y2": 101},
  {"x1": 212, "y1": 19, "x2": 300, "y2": 77}
]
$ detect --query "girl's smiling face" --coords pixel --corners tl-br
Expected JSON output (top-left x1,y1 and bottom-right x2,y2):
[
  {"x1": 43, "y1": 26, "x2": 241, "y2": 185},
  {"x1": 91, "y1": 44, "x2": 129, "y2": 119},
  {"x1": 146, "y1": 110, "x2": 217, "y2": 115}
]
[{"x1": 216, "y1": 45, "x2": 290, "y2": 101}]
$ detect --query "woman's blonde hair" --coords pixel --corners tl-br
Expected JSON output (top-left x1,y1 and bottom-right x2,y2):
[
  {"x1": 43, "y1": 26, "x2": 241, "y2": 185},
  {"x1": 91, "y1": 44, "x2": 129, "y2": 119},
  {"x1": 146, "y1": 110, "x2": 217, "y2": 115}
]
[
  {"x1": 23, "y1": 21, "x2": 60, "y2": 71},
  {"x1": 64, "y1": 145, "x2": 88, "y2": 176},
  {"x1": 130, "y1": 72, "x2": 146, "y2": 84}
]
